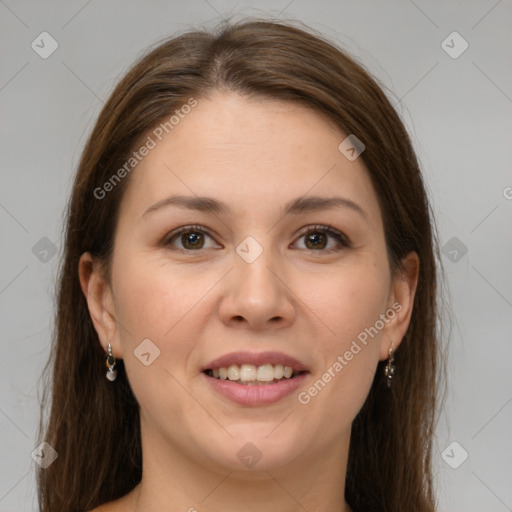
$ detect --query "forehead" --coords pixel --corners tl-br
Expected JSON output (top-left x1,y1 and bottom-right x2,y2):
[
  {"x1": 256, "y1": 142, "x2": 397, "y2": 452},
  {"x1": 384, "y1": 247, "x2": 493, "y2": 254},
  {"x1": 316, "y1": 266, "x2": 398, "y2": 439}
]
[{"x1": 119, "y1": 92, "x2": 382, "y2": 225}]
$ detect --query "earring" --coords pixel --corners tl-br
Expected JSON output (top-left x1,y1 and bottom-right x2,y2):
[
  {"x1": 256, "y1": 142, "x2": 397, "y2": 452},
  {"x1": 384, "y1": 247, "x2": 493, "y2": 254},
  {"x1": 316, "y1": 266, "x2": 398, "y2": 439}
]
[
  {"x1": 105, "y1": 342, "x2": 117, "y2": 381},
  {"x1": 384, "y1": 341, "x2": 395, "y2": 388}
]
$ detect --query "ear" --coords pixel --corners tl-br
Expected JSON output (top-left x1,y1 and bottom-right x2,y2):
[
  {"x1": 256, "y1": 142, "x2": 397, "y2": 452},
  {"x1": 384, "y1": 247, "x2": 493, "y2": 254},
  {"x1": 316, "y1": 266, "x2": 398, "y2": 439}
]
[
  {"x1": 78, "y1": 252, "x2": 123, "y2": 358},
  {"x1": 379, "y1": 251, "x2": 420, "y2": 360}
]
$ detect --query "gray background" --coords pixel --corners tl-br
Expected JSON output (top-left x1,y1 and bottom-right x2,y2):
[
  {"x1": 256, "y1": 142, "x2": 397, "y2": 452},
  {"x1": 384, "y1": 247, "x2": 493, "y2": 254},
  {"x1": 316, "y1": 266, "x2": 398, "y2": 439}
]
[{"x1": 1, "y1": 1, "x2": 511, "y2": 510}]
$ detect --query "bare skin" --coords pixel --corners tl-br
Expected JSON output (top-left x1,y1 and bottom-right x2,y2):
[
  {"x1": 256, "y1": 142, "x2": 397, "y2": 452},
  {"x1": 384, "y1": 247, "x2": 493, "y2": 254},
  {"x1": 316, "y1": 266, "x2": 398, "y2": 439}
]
[{"x1": 80, "y1": 91, "x2": 419, "y2": 512}]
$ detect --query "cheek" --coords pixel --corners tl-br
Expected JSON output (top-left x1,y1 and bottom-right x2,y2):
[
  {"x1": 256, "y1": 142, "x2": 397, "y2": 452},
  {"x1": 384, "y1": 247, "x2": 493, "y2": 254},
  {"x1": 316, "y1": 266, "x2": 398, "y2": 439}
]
[
  {"x1": 113, "y1": 245, "x2": 203, "y2": 335},
  {"x1": 110, "y1": 250, "x2": 182, "y2": 377},
  {"x1": 111, "y1": 249, "x2": 224, "y2": 377},
  {"x1": 111, "y1": 253, "x2": 207, "y2": 426},
  {"x1": 304, "y1": 259, "x2": 389, "y2": 348},
  {"x1": 294, "y1": 261, "x2": 388, "y2": 418}
]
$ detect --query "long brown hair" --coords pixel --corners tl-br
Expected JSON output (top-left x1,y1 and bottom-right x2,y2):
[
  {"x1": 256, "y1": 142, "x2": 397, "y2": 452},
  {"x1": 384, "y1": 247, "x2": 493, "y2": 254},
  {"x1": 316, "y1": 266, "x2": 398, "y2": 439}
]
[{"x1": 36, "y1": 18, "x2": 447, "y2": 512}]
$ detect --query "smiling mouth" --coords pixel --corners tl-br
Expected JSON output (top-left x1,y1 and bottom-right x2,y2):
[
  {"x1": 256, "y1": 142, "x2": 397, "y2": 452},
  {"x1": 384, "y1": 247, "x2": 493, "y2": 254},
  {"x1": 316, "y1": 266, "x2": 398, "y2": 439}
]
[{"x1": 203, "y1": 363, "x2": 306, "y2": 385}]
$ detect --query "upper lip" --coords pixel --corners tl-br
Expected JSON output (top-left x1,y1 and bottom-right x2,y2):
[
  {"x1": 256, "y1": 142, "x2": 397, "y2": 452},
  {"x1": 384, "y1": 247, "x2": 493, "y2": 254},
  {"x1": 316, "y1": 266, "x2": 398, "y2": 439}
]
[{"x1": 202, "y1": 351, "x2": 309, "y2": 372}]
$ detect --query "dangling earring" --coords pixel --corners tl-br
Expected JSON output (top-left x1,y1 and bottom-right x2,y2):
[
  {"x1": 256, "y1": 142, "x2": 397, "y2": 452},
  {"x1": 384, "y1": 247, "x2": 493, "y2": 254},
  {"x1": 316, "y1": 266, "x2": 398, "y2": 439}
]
[
  {"x1": 105, "y1": 342, "x2": 117, "y2": 381},
  {"x1": 384, "y1": 341, "x2": 395, "y2": 388}
]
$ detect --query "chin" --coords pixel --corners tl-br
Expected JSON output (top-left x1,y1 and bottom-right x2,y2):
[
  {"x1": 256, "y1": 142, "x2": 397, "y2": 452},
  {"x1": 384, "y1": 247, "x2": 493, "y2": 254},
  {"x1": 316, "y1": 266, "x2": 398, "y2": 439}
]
[{"x1": 200, "y1": 426, "x2": 306, "y2": 474}]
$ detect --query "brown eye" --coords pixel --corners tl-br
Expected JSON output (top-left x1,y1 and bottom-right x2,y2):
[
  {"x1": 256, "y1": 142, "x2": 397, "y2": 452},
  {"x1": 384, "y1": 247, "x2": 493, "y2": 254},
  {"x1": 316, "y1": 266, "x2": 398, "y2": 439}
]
[
  {"x1": 164, "y1": 225, "x2": 218, "y2": 251},
  {"x1": 180, "y1": 231, "x2": 205, "y2": 250},
  {"x1": 304, "y1": 231, "x2": 328, "y2": 250},
  {"x1": 294, "y1": 225, "x2": 351, "y2": 252}
]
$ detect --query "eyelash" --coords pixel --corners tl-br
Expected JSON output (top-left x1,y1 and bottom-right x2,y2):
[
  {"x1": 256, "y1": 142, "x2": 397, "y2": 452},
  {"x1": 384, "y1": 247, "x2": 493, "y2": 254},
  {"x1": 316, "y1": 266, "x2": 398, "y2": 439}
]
[{"x1": 163, "y1": 224, "x2": 351, "y2": 253}]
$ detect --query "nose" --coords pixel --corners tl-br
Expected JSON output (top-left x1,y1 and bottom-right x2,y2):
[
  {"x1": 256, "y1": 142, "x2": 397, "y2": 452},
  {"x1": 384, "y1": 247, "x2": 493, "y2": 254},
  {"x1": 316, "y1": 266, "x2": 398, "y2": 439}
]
[{"x1": 218, "y1": 242, "x2": 296, "y2": 331}]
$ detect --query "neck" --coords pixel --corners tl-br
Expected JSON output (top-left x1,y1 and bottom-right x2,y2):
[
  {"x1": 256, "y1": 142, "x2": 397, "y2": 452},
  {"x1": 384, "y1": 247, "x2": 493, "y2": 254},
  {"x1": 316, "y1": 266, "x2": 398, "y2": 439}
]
[{"x1": 126, "y1": 421, "x2": 353, "y2": 512}]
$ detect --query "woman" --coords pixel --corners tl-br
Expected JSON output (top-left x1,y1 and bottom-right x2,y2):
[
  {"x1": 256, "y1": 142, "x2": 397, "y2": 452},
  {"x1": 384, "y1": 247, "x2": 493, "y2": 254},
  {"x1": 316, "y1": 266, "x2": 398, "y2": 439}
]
[{"x1": 36, "y1": 18, "x2": 446, "y2": 512}]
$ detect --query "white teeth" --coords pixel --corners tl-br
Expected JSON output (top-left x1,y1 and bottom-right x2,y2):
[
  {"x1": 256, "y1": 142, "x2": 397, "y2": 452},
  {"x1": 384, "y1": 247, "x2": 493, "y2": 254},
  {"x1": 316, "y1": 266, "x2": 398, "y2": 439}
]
[
  {"x1": 227, "y1": 364, "x2": 240, "y2": 381},
  {"x1": 208, "y1": 363, "x2": 298, "y2": 382},
  {"x1": 240, "y1": 364, "x2": 257, "y2": 382},
  {"x1": 256, "y1": 364, "x2": 275, "y2": 382}
]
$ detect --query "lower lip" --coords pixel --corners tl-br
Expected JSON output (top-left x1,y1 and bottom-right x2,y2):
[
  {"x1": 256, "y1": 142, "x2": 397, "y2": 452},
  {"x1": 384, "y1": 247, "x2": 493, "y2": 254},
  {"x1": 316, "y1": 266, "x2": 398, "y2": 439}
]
[{"x1": 202, "y1": 372, "x2": 309, "y2": 406}]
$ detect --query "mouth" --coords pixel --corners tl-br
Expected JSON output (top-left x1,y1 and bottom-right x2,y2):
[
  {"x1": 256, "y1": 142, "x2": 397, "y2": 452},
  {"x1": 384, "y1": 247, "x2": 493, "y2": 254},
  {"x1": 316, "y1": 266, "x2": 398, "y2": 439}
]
[{"x1": 201, "y1": 351, "x2": 310, "y2": 405}]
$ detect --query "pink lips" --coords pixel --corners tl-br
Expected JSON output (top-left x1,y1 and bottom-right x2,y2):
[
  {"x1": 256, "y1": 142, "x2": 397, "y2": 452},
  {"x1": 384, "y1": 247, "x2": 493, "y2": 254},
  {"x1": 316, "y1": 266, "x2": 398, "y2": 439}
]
[
  {"x1": 202, "y1": 371, "x2": 308, "y2": 406},
  {"x1": 201, "y1": 350, "x2": 309, "y2": 406}
]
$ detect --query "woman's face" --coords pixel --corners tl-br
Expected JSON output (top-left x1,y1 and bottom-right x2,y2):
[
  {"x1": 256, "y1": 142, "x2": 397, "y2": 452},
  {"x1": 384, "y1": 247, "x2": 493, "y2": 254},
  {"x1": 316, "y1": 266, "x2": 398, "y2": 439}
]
[{"x1": 83, "y1": 91, "x2": 417, "y2": 475}]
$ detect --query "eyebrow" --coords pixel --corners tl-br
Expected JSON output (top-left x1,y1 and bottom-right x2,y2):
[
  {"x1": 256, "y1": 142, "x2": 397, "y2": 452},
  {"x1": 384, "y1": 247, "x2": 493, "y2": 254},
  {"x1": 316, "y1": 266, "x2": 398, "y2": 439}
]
[{"x1": 142, "y1": 194, "x2": 369, "y2": 220}]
